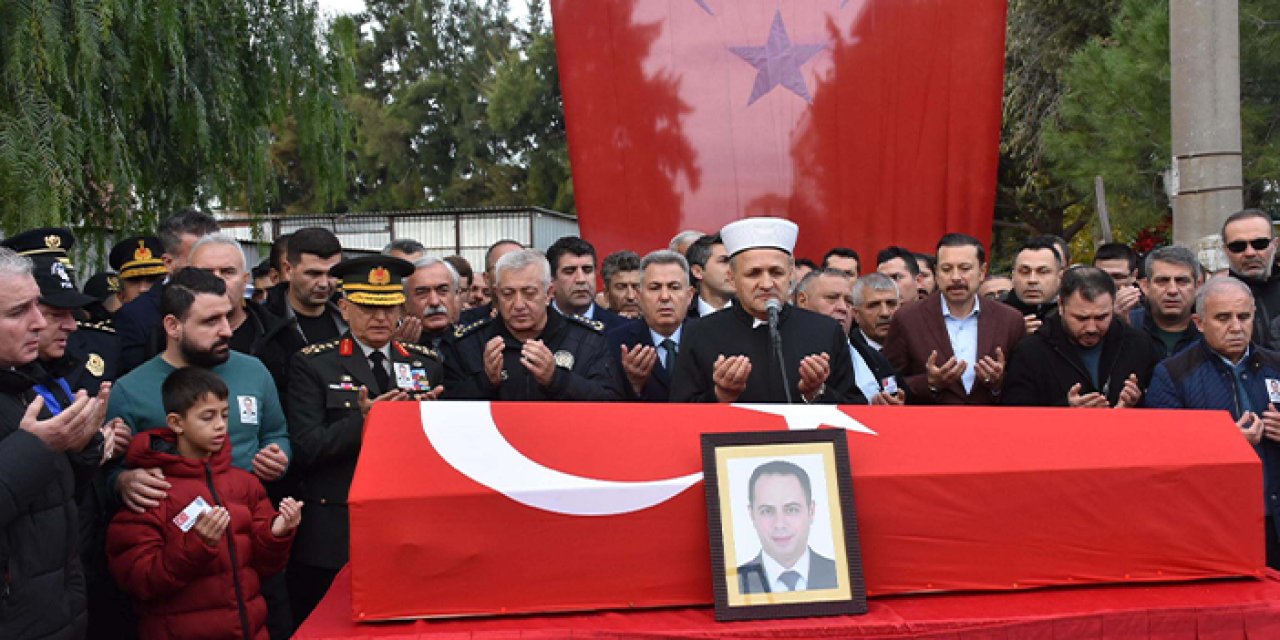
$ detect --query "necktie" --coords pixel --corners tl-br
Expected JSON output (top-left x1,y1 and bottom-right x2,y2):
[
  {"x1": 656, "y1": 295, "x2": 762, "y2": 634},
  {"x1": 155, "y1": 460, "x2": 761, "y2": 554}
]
[
  {"x1": 661, "y1": 338, "x2": 678, "y2": 371},
  {"x1": 778, "y1": 570, "x2": 802, "y2": 591},
  {"x1": 369, "y1": 350, "x2": 391, "y2": 393}
]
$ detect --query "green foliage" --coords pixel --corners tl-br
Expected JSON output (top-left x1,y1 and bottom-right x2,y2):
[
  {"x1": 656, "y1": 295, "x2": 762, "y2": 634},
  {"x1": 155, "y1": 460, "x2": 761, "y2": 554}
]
[
  {"x1": 1041, "y1": 0, "x2": 1170, "y2": 240},
  {"x1": 0, "y1": 0, "x2": 352, "y2": 233},
  {"x1": 346, "y1": 0, "x2": 573, "y2": 213}
]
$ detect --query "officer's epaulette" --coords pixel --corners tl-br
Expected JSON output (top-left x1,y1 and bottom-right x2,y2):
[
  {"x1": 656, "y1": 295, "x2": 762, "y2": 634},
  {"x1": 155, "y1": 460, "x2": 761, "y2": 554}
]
[
  {"x1": 300, "y1": 339, "x2": 340, "y2": 356},
  {"x1": 76, "y1": 319, "x2": 115, "y2": 334},
  {"x1": 566, "y1": 314, "x2": 605, "y2": 333},
  {"x1": 454, "y1": 317, "x2": 492, "y2": 339},
  {"x1": 398, "y1": 341, "x2": 441, "y2": 360}
]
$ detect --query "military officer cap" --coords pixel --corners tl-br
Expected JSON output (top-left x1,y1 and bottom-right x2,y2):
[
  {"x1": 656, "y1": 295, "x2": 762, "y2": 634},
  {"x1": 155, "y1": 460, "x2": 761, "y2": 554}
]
[
  {"x1": 330, "y1": 255, "x2": 414, "y2": 307},
  {"x1": 84, "y1": 271, "x2": 121, "y2": 301},
  {"x1": 109, "y1": 236, "x2": 167, "y2": 280},
  {"x1": 720, "y1": 217, "x2": 799, "y2": 257},
  {"x1": 1, "y1": 227, "x2": 76, "y2": 270}
]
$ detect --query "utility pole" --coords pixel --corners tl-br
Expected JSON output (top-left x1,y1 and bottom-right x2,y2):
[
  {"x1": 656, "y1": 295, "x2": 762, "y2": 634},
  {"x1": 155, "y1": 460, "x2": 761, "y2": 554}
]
[{"x1": 1169, "y1": 0, "x2": 1243, "y2": 268}]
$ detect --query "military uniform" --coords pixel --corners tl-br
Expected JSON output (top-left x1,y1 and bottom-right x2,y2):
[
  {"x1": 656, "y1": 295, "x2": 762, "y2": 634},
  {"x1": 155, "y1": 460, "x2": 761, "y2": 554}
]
[
  {"x1": 284, "y1": 254, "x2": 442, "y2": 625},
  {"x1": 441, "y1": 310, "x2": 623, "y2": 400},
  {"x1": 109, "y1": 236, "x2": 168, "y2": 375}
]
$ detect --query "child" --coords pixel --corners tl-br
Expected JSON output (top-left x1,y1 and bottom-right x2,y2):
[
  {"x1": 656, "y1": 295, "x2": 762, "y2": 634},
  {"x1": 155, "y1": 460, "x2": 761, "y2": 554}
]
[{"x1": 107, "y1": 367, "x2": 303, "y2": 640}]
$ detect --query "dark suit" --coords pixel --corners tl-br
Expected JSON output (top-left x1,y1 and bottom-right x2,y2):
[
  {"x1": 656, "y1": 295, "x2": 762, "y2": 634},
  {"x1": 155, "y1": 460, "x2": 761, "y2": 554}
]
[
  {"x1": 849, "y1": 328, "x2": 900, "y2": 395},
  {"x1": 881, "y1": 291, "x2": 1025, "y2": 405},
  {"x1": 113, "y1": 282, "x2": 164, "y2": 375},
  {"x1": 737, "y1": 550, "x2": 838, "y2": 594},
  {"x1": 605, "y1": 318, "x2": 696, "y2": 401}
]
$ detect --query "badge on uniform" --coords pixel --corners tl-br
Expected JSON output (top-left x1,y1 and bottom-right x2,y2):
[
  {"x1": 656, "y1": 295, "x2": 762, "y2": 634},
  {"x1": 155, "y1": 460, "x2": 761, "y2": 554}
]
[
  {"x1": 394, "y1": 362, "x2": 414, "y2": 390},
  {"x1": 554, "y1": 350, "x2": 575, "y2": 370},
  {"x1": 1268, "y1": 378, "x2": 1280, "y2": 404},
  {"x1": 238, "y1": 395, "x2": 259, "y2": 425},
  {"x1": 85, "y1": 353, "x2": 105, "y2": 377}
]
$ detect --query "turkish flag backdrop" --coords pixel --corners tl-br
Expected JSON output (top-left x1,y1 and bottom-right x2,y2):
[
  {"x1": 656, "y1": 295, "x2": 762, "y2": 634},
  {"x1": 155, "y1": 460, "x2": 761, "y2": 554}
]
[{"x1": 551, "y1": 0, "x2": 1007, "y2": 262}]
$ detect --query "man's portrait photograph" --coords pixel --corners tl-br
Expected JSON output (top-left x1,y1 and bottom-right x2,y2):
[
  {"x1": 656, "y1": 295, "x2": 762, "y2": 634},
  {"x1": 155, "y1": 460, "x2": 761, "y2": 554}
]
[{"x1": 701, "y1": 430, "x2": 866, "y2": 620}]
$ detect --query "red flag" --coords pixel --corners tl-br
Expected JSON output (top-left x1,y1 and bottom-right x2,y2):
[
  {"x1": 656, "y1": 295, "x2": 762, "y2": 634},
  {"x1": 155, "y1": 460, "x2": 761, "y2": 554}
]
[{"x1": 552, "y1": 0, "x2": 1007, "y2": 262}]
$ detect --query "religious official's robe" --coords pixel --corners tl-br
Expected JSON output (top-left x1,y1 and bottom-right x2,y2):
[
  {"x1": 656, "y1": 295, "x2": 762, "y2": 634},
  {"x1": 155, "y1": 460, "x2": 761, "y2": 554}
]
[{"x1": 670, "y1": 302, "x2": 864, "y2": 404}]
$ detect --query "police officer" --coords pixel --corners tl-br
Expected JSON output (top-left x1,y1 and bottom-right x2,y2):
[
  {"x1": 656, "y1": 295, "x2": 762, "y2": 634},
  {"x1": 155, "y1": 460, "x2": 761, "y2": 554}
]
[
  {"x1": 285, "y1": 255, "x2": 443, "y2": 626},
  {"x1": 441, "y1": 248, "x2": 622, "y2": 400},
  {"x1": 2, "y1": 229, "x2": 120, "y2": 395},
  {"x1": 1, "y1": 228, "x2": 133, "y2": 640}
]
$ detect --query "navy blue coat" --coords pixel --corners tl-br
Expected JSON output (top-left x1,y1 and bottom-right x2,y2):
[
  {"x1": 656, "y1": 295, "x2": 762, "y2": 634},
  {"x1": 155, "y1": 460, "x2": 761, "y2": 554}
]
[
  {"x1": 1146, "y1": 340, "x2": 1280, "y2": 520},
  {"x1": 606, "y1": 318, "x2": 697, "y2": 401}
]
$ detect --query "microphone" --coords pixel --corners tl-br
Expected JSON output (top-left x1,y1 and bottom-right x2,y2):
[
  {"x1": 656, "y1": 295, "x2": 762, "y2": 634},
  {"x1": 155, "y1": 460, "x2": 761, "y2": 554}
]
[
  {"x1": 764, "y1": 298, "x2": 792, "y2": 403},
  {"x1": 766, "y1": 298, "x2": 782, "y2": 330}
]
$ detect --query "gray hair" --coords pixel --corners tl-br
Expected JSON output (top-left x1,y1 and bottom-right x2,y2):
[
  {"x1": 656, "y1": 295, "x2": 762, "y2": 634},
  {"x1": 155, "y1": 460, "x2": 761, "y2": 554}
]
[
  {"x1": 410, "y1": 255, "x2": 461, "y2": 291},
  {"x1": 792, "y1": 268, "x2": 852, "y2": 298},
  {"x1": 601, "y1": 250, "x2": 641, "y2": 285},
  {"x1": 493, "y1": 249, "x2": 551, "y2": 288},
  {"x1": 0, "y1": 247, "x2": 33, "y2": 279},
  {"x1": 1144, "y1": 245, "x2": 1203, "y2": 282},
  {"x1": 669, "y1": 230, "x2": 704, "y2": 252},
  {"x1": 639, "y1": 250, "x2": 690, "y2": 283},
  {"x1": 384, "y1": 238, "x2": 426, "y2": 256},
  {"x1": 850, "y1": 272, "x2": 900, "y2": 306},
  {"x1": 189, "y1": 232, "x2": 248, "y2": 272},
  {"x1": 1194, "y1": 275, "x2": 1254, "y2": 317}
]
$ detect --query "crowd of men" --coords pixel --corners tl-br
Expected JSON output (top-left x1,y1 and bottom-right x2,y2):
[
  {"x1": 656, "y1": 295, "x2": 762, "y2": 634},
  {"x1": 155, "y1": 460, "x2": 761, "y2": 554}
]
[{"x1": 2, "y1": 207, "x2": 1280, "y2": 638}]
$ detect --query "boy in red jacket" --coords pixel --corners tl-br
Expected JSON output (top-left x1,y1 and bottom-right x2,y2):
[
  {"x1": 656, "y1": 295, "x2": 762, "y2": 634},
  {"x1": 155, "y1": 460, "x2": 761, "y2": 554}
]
[{"x1": 107, "y1": 367, "x2": 302, "y2": 640}]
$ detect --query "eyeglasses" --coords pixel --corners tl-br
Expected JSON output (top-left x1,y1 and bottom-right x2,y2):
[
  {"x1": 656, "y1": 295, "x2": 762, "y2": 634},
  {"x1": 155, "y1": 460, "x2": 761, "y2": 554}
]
[{"x1": 1226, "y1": 238, "x2": 1272, "y2": 253}]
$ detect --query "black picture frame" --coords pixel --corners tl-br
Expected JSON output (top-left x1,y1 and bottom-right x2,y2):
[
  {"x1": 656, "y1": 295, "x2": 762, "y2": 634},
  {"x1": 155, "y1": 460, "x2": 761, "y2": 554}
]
[{"x1": 701, "y1": 429, "x2": 867, "y2": 621}]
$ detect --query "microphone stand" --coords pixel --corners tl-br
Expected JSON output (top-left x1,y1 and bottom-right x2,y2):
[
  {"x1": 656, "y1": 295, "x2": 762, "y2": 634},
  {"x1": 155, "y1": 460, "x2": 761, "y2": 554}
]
[{"x1": 767, "y1": 300, "x2": 793, "y2": 404}]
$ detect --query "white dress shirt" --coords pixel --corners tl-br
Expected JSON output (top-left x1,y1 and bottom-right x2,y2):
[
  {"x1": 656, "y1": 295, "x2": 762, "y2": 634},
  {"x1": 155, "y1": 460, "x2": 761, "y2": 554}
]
[{"x1": 941, "y1": 296, "x2": 981, "y2": 393}]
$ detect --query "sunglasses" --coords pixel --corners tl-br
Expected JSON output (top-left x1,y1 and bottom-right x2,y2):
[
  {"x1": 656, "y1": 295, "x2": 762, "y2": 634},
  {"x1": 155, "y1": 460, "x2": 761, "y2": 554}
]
[{"x1": 1226, "y1": 238, "x2": 1272, "y2": 254}]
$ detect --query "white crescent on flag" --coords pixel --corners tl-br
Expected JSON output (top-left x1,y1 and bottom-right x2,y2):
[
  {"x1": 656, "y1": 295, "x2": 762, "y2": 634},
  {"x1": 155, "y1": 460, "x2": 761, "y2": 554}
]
[
  {"x1": 420, "y1": 402, "x2": 704, "y2": 516},
  {"x1": 420, "y1": 402, "x2": 875, "y2": 517}
]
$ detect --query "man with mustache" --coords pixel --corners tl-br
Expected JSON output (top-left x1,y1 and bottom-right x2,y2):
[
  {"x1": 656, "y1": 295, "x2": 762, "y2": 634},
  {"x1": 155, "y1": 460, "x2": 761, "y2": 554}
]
[
  {"x1": 607, "y1": 250, "x2": 696, "y2": 401},
  {"x1": 1004, "y1": 237, "x2": 1063, "y2": 335},
  {"x1": 1128, "y1": 246, "x2": 1203, "y2": 358},
  {"x1": 442, "y1": 249, "x2": 621, "y2": 400},
  {"x1": 546, "y1": 236, "x2": 628, "y2": 332},
  {"x1": 1002, "y1": 266, "x2": 1162, "y2": 408},
  {"x1": 882, "y1": 233, "x2": 1025, "y2": 405},
  {"x1": 671, "y1": 217, "x2": 861, "y2": 404},
  {"x1": 1221, "y1": 209, "x2": 1280, "y2": 348},
  {"x1": 107, "y1": 268, "x2": 292, "y2": 514},
  {"x1": 1146, "y1": 276, "x2": 1280, "y2": 568},
  {"x1": 796, "y1": 268, "x2": 900, "y2": 405},
  {"x1": 601, "y1": 250, "x2": 643, "y2": 319},
  {"x1": 400, "y1": 256, "x2": 463, "y2": 353},
  {"x1": 849, "y1": 272, "x2": 907, "y2": 404}
]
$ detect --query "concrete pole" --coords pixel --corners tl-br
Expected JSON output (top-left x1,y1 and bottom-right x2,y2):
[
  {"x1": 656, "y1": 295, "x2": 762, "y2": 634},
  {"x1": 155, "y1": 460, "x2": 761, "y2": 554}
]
[{"x1": 1170, "y1": 0, "x2": 1244, "y2": 251}]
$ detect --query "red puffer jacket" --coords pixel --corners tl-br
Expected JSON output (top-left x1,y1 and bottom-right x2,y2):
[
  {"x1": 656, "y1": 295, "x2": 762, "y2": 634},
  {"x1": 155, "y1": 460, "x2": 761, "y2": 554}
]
[{"x1": 107, "y1": 429, "x2": 294, "y2": 640}]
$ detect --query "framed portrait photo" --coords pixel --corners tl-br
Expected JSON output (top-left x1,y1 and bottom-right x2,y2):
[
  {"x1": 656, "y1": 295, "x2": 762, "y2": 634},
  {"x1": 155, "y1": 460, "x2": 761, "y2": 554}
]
[{"x1": 701, "y1": 429, "x2": 867, "y2": 621}]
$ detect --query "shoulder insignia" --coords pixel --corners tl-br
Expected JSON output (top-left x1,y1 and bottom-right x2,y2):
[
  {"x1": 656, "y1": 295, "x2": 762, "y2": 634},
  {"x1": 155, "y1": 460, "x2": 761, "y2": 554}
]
[
  {"x1": 566, "y1": 314, "x2": 605, "y2": 333},
  {"x1": 76, "y1": 319, "x2": 116, "y2": 334},
  {"x1": 301, "y1": 339, "x2": 340, "y2": 356},
  {"x1": 454, "y1": 317, "x2": 493, "y2": 339},
  {"x1": 400, "y1": 342, "x2": 442, "y2": 360}
]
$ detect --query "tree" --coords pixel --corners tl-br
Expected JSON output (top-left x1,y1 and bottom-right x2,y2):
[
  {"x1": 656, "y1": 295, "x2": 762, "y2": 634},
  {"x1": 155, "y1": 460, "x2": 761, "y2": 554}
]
[
  {"x1": 486, "y1": 0, "x2": 574, "y2": 213},
  {"x1": 993, "y1": 0, "x2": 1121, "y2": 267},
  {"x1": 346, "y1": 0, "x2": 520, "y2": 210},
  {"x1": 0, "y1": 0, "x2": 352, "y2": 234}
]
